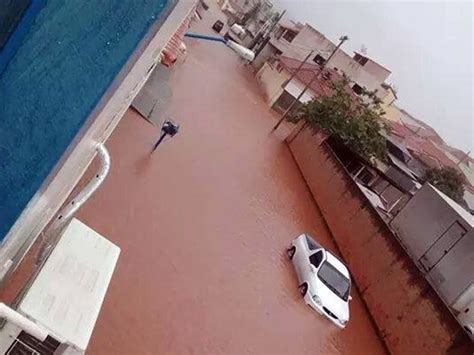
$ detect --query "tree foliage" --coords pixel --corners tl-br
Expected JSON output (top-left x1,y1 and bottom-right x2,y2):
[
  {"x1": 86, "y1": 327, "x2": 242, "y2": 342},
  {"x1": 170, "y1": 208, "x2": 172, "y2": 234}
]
[
  {"x1": 289, "y1": 78, "x2": 388, "y2": 161},
  {"x1": 423, "y1": 166, "x2": 465, "y2": 202}
]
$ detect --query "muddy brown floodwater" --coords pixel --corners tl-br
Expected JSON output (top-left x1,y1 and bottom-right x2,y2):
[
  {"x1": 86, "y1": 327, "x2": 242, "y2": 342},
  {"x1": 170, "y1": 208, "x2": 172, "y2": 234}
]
[{"x1": 72, "y1": 6, "x2": 388, "y2": 355}]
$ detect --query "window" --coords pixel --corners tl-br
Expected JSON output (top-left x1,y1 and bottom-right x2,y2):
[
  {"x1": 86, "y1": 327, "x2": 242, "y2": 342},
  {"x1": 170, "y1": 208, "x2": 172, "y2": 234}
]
[
  {"x1": 282, "y1": 30, "x2": 297, "y2": 43},
  {"x1": 305, "y1": 235, "x2": 321, "y2": 250},
  {"x1": 273, "y1": 91, "x2": 301, "y2": 114},
  {"x1": 321, "y1": 71, "x2": 331, "y2": 81},
  {"x1": 357, "y1": 168, "x2": 375, "y2": 185},
  {"x1": 309, "y1": 251, "x2": 323, "y2": 268},
  {"x1": 345, "y1": 159, "x2": 364, "y2": 176},
  {"x1": 353, "y1": 53, "x2": 368, "y2": 66},
  {"x1": 313, "y1": 54, "x2": 325, "y2": 65},
  {"x1": 352, "y1": 83, "x2": 363, "y2": 96},
  {"x1": 317, "y1": 261, "x2": 351, "y2": 301}
]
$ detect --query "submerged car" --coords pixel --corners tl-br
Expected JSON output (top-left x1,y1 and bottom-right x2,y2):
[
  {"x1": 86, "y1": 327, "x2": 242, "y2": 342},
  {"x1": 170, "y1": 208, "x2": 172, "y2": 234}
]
[{"x1": 287, "y1": 234, "x2": 352, "y2": 328}]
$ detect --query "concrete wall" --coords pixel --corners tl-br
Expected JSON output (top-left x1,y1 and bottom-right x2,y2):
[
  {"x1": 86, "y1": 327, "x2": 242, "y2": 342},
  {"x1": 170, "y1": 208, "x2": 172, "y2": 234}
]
[
  {"x1": 380, "y1": 88, "x2": 397, "y2": 113},
  {"x1": 252, "y1": 42, "x2": 278, "y2": 71},
  {"x1": 383, "y1": 103, "x2": 404, "y2": 123},
  {"x1": 391, "y1": 184, "x2": 473, "y2": 260},
  {"x1": 255, "y1": 62, "x2": 289, "y2": 105},
  {"x1": 284, "y1": 78, "x2": 315, "y2": 103},
  {"x1": 256, "y1": 62, "x2": 317, "y2": 109},
  {"x1": 287, "y1": 126, "x2": 468, "y2": 354},
  {"x1": 429, "y1": 229, "x2": 474, "y2": 308},
  {"x1": 391, "y1": 184, "x2": 474, "y2": 306},
  {"x1": 361, "y1": 59, "x2": 391, "y2": 84}
]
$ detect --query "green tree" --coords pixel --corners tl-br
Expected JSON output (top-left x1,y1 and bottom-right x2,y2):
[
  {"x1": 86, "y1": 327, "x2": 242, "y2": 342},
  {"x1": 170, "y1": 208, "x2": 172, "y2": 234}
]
[
  {"x1": 423, "y1": 166, "x2": 465, "y2": 202},
  {"x1": 290, "y1": 78, "x2": 388, "y2": 161}
]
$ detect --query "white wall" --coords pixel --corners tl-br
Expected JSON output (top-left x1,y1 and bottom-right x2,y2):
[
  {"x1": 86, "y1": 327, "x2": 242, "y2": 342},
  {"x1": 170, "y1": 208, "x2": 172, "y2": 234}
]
[
  {"x1": 256, "y1": 62, "x2": 318, "y2": 107},
  {"x1": 256, "y1": 62, "x2": 289, "y2": 105},
  {"x1": 284, "y1": 78, "x2": 314, "y2": 103},
  {"x1": 391, "y1": 184, "x2": 474, "y2": 306},
  {"x1": 274, "y1": 24, "x2": 390, "y2": 95},
  {"x1": 363, "y1": 60, "x2": 391, "y2": 83}
]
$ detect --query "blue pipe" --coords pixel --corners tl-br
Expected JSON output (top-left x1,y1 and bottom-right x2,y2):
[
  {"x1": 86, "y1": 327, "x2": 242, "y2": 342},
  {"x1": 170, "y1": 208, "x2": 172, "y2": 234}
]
[{"x1": 184, "y1": 32, "x2": 228, "y2": 45}]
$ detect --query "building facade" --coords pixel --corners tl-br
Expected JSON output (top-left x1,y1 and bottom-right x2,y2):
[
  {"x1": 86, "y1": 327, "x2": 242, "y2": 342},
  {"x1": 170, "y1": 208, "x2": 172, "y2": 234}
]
[{"x1": 254, "y1": 22, "x2": 393, "y2": 99}]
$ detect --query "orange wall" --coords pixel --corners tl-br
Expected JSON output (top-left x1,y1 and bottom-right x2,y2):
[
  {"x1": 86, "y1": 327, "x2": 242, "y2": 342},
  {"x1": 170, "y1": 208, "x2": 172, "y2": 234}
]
[{"x1": 287, "y1": 126, "x2": 468, "y2": 354}]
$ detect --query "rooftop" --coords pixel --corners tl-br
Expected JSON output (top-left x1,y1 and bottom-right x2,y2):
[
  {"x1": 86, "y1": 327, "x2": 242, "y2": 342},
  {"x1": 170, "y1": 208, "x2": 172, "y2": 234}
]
[
  {"x1": 387, "y1": 120, "x2": 470, "y2": 176},
  {"x1": 431, "y1": 185, "x2": 474, "y2": 226},
  {"x1": 278, "y1": 19, "x2": 300, "y2": 32},
  {"x1": 278, "y1": 55, "x2": 358, "y2": 101},
  {"x1": 353, "y1": 51, "x2": 392, "y2": 75}
]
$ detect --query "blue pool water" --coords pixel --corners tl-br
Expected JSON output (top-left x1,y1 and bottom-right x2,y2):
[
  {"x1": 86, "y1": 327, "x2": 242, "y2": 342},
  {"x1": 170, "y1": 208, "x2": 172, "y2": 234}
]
[{"x1": 0, "y1": 0, "x2": 170, "y2": 241}]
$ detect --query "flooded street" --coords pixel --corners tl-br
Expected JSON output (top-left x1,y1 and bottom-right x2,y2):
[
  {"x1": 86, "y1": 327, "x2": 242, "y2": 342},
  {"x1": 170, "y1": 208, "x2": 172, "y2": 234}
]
[{"x1": 77, "y1": 8, "x2": 387, "y2": 355}]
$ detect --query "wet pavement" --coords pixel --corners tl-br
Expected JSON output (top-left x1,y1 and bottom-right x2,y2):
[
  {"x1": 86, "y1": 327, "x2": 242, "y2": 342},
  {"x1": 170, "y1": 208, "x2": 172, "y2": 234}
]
[{"x1": 72, "y1": 8, "x2": 387, "y2": 355}]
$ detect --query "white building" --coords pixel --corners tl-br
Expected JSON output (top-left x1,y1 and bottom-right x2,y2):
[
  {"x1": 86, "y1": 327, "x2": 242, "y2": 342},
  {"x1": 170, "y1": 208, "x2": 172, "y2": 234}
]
[{"x1": 254, "y1": 22, "x2": 393, "y2": 100}]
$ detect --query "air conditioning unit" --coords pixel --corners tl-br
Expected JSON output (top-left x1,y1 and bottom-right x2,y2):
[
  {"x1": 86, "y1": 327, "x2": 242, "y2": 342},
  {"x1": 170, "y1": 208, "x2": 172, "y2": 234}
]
[{"x1": 0, "y1": 219, "x2": 120, "y2": 354}]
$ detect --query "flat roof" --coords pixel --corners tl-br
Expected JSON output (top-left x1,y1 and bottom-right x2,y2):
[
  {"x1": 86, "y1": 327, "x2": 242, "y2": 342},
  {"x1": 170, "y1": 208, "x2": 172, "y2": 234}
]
[
  {"x1": 353, "y1": 51, "x2": 391, "y2": 74},
  {"x1": 430, "y1": 185, "x2": 474, "y2": 226}
]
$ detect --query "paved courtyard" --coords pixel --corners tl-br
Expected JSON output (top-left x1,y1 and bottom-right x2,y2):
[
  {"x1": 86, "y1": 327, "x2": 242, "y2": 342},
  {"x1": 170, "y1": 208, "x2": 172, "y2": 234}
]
[{"x1": 73, "y1": 10, "x2": 387, "y2": 355}]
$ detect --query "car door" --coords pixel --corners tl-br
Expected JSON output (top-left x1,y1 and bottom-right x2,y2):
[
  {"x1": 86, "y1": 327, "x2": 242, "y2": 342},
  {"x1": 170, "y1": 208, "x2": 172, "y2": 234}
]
[
  {"x1": 300, "y1": 249, "x2": 324, "y2": 293},
  {"x1": 306, "y1": 250, "x2": 324, "y2": 283},
  {"x1": 295, "y1": 239, "x2": 323, "y2": 283}
]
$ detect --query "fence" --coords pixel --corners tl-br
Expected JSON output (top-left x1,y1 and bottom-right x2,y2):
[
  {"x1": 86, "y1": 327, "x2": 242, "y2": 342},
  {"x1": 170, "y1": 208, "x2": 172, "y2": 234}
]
[{"x1": 287, "y1": 125, "x2": 468, "y2": 354}]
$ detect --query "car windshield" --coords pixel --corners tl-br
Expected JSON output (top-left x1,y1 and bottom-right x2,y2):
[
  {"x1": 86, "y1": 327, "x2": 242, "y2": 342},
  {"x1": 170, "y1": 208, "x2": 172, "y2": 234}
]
[{"x1": 317, "y1": 261, "x2": 350, "y2": 301}]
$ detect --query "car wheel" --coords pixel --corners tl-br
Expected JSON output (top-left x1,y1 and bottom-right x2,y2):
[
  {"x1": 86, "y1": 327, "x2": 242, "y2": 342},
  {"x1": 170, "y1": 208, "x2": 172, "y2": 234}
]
[
  {"x1": 299, "y1": 283, "x2": 308, "y2": 297},
  {"x1": 287, "y1": 246, "x2": 296, "y2": 260}
]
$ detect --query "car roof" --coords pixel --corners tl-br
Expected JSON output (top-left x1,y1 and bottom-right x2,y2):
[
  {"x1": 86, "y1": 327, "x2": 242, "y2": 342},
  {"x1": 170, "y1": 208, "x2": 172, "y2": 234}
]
[{"x1": 325, "y1": 251, "x2": 350, "y2": 279}]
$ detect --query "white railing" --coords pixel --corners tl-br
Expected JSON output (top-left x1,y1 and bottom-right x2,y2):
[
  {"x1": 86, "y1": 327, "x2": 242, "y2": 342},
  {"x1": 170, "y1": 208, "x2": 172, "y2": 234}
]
[
  {"x1": 6, "y1": 144, "x2": 109, "y2": 307},
  {"x1": 37, "y1": 143, "x2": 110, "y2": 264}
]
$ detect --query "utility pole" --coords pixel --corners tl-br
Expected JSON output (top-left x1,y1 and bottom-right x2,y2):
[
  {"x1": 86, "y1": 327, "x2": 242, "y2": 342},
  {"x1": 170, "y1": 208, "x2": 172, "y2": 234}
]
[
  {"x1": 272, "y1": 35, "x2": 349, "y2": 131},
  {"x1": 457, "y1": 151, "x2": 470, "y2": 166},
  {"x1": 281, "y1": 50, "x2": 313, "y2": 89},
  {"x1": 252, "y1": 10, "x2": 286, "y2": 58}
]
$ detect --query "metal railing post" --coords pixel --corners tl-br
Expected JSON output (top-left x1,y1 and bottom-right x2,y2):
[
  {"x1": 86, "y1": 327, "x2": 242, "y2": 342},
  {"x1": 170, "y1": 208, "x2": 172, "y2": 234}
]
[{"x1": 36, "y1": 143, "x2": 111, "y2": 264}]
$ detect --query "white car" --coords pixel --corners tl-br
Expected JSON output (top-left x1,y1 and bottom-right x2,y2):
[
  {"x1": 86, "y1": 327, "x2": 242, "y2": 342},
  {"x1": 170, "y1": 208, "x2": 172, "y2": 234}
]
[
  {"x1": 457, "y1": 299, "x2": 474, "y2": 340},
  {"x1": 287, "y1": 234, "x2": 352, "y2": 328}
]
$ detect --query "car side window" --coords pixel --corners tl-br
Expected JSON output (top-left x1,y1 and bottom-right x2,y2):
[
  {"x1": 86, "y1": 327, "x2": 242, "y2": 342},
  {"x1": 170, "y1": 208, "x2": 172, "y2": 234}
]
[
  {"x1": 305, "y1": 235, "x2": 321, "y2": 251},
  {"x1": 309, "y1": 251, "x2": 323, "y2": 268}
]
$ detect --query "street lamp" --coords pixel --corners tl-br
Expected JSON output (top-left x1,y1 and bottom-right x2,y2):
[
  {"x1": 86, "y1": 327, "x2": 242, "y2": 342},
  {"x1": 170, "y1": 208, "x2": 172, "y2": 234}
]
[{"x1": 184, "y1": 32, "x2": 255, "y2": 61}]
